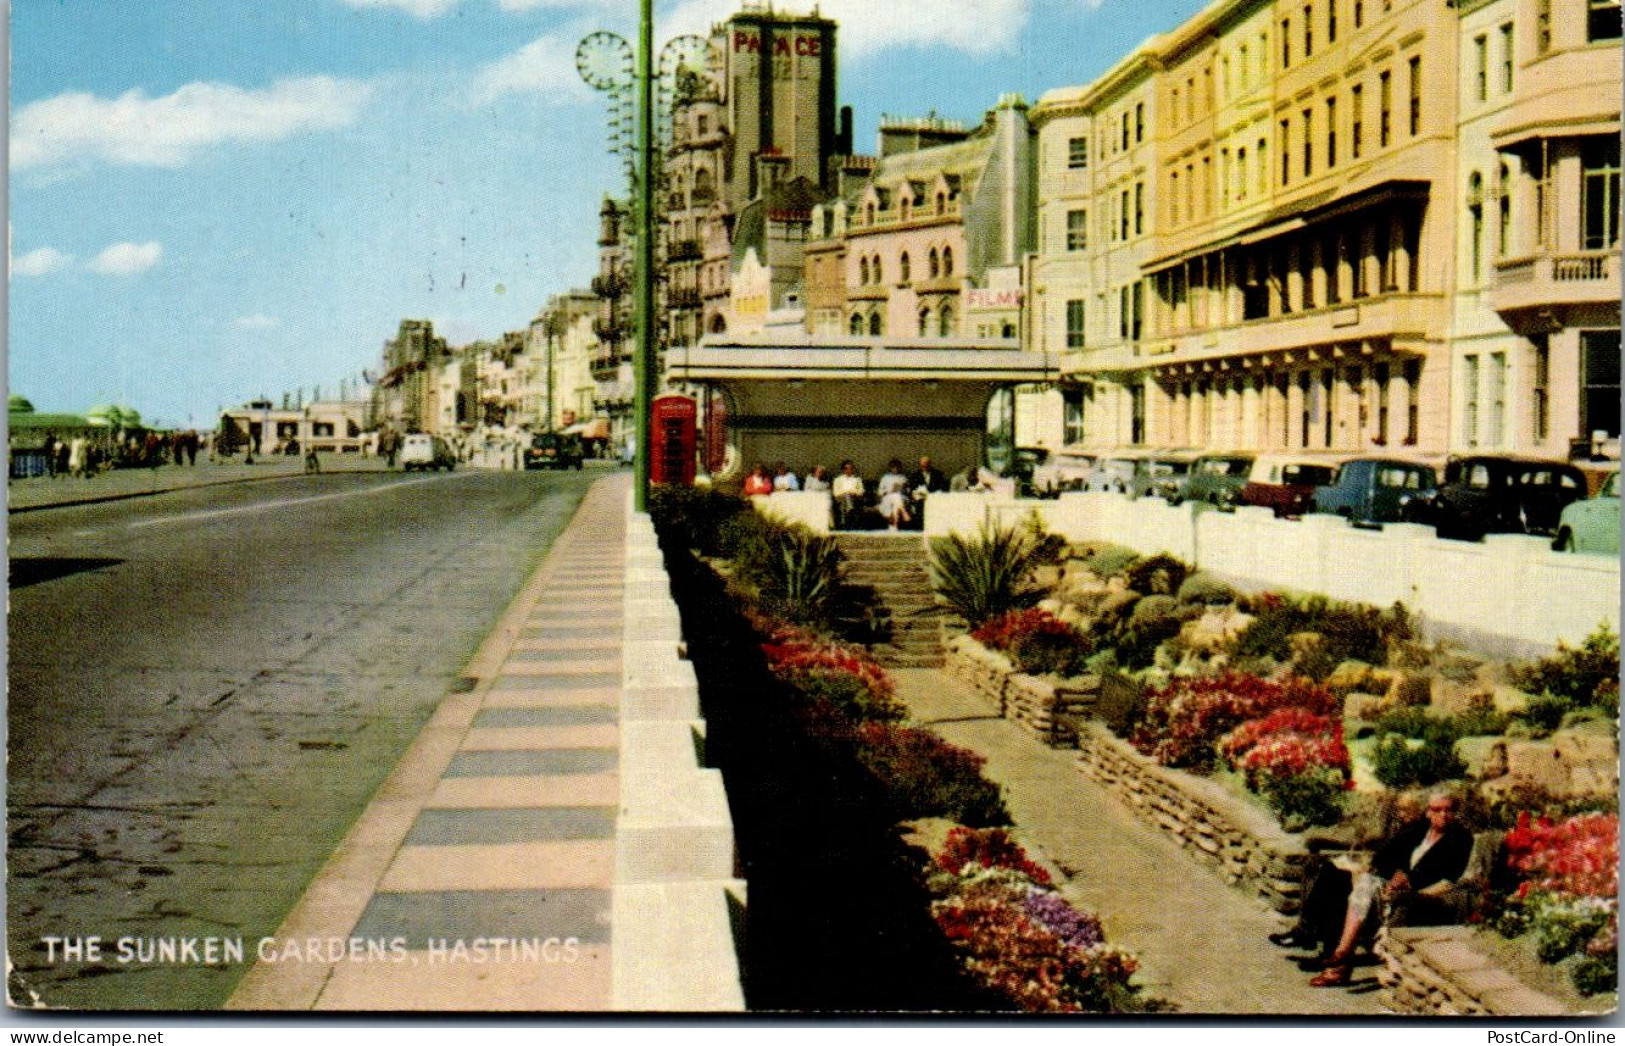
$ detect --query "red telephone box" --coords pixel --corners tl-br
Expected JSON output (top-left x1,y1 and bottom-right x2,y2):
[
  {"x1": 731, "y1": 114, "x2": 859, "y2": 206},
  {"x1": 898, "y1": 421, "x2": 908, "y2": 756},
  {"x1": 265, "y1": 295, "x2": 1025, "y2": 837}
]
[{"x1": 650, "y1": 394, "x2": 697, "y2": 486}]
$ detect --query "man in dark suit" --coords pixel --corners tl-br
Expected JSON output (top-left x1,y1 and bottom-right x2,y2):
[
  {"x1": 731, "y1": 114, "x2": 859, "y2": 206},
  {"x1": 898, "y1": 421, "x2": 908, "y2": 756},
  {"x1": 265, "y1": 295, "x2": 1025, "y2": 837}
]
[{"x1": 1272, "y1": 792, "x2": 1474, "y2": 986}]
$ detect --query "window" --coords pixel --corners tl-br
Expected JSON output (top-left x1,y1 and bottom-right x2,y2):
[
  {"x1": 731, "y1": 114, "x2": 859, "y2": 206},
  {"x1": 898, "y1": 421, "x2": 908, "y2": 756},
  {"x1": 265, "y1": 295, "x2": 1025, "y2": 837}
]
[
  {"x1": 1258, "y1": 138, "x2": 1268, "y2": 195},
  {"x1": 1538, "y1": 0, "x2": 1552, "y2": 50},
  {"x1": 1462, "y1": 355, "x2": 1480, "y2": 446},
  {"x1": 1468, "y1": 171, "x2": 1484, "y2": 281},
  {"x1": 1063, "y1": 390, "x2": 1085, "y2": 444},
  {"x1": 1354, "y1": 0, "x2": 1363, "y2": 28},
  {"x1": 1404, "y1": 358, "x2": 1420, "y2": 444},
  {"x1": 1121, "y1": 111, "x2": 1130, "y2": 150},
  {"x1": 1328, "y1": 0, "x2": 1337, "y2": 41},
  {"x1": 1068, "y1": 136, "x2": 1090, "y2": 169},
  {"x1": 1171, "y1": 172, "x2": 1180, "y2": 225},
  {"x1": 1067, "y1": 209, "x2": 1089, "y2": 251},
  {"x1": 1475, "y1": 35, "x2": 1488, "y2": 102},
  {"x1": 1186, "y1": 163, "x2": 1195, "y2": 220},
  {"x1": 1304, "y1": 4, "x2": 1314, "y2": 56},
  {"x1": 1119, "y1": 286, "x2": 1130, "y2": 338},
  {"x1": 943, "y1": 246, "x2": 954, "y2": 276},
  {"x1": 1351, "y1": 84, "x2": 1363, "y2": 158},
  {"x1": 929, "y1": 248, "x2": 940, "y2": 278},
  {"x1": 849, "y1": 313, "x2": 864, "y2": 336},
  {"x1": 1121, "y1": 189, "x2": 1131, "y2": 239},
  {"x1": 1501, "y1": 23, "x2": 1515, "y2": 92},
  {"x1": 1135, "y1": 182, "x2": 1145, "y2": 235},
  {"x1": 1532, "y1": 334, "x2": 1549, "y2": 442},
  {"x1": 1408, "y1": 57, "x2": 1421, "y2": 136},
  {"x1": 1302, "y1": 109, "x2": 1313, "y2": 178},
  {"x1": 1326, "y1": 97, "x2": 1337, "y2": 167},
  {"x1": 1498, "y1": 162, "x2": 1512, "y2": 256},
  {"x1": 1282, "y1": 19, "x2": 1292, "y2": 66},
  {"x1": 1379, "y1": 70, "x2": 1392, "y2": 147},
  {"x1": 1488, "y1": 351, "x2": 1506, "y2": 446},
  {"x1": 868, "y1": 311, "x2": 883, "y2": 336},
  {"x1": 871, "y1": 255, "x2": 883, "y2": 284},
  {"x1": 1281, "y1": 119, "x2": 1292, "y2": 184},
  {"x1": 1582, "y1": 330, "x2": 1621, "y2": 438},
  {"x1": 1582, "y1": 138, "x2": 1621, "y2": 249},
  {"x1": 1066, "y1": 299, "x2": 1086, "y2": 348},
  {"x1": 1590, "y1": 0, "x2": 1622, "y2": 40},
  {"x1": 1135, "y1": 103, "x2": 1145, "y2": 142},
  {"x1": 1131, "y1": 281, "x2": 1143, "y2": 341},
  {"x1": 918, "y1": 307, "x2": 931, "y2": 336},
  {"x1": 900, "y1": 252, "x2": 911, "y2": 283},
  {"x1": 939, "y1": 305, "x2": 954, "y2": 337},
  {"x1": 859, "y1": 257, "x2": 870, "y2": 285}
]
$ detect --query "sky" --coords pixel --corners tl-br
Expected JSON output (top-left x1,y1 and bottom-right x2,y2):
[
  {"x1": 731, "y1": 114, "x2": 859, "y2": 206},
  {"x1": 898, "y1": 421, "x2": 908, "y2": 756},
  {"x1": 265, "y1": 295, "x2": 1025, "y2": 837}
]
[{"x1": 8, "y1": 0, "x2": 1209, "y2": 429}]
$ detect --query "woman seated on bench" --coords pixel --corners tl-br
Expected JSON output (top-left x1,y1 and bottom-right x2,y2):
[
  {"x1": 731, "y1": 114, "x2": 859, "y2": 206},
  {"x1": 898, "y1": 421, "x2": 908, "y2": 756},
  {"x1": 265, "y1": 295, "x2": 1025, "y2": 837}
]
[{"x1": 1272, "y1": 791, "x2": 1473, "y2": 987}]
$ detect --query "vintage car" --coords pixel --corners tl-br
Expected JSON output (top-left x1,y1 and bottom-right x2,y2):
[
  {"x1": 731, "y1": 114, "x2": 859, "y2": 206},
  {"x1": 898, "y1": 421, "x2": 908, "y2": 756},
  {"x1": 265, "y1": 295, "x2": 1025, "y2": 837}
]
[
  {"x1": 1031, "y1": 447, "x2": 1097, "y2": 497},
  {"x1": 1401, "y1": 454, "x2": 1588, "y2": 540},
  {"x1": 1176, "y1": 453, "x2": 1256, "y2": 507},
  {"x1": 1128, "y1": 450, "x2": 1202, "y2": 501},
  {"x1": 1308, "y1": 457, "x2": 1438, "y2": 525},
  {"x1": 399, "y1": 433, "x2": 457, "y2": 472},
  {"x1": 524, "y1": 432, "x2": 585, "y2": 471},
  {"x1": 1236, "y1": 454, "x2": 1339, "y2": 517},
  {"x1": 1553, "y1": 469, "x2": 1620, "y2": 555}
]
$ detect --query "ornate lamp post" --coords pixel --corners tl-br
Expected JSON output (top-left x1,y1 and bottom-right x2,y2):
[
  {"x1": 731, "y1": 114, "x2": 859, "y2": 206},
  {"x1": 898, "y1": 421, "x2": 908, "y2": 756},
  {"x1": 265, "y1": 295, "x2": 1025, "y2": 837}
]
[{"x1": 577, "y1": 12, "x2": 711, "y2": 511}]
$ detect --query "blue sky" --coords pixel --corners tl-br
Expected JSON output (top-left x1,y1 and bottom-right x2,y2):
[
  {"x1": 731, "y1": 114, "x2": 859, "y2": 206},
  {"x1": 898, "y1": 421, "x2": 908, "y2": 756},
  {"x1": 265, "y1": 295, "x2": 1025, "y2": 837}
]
[{"x1": 9, "y1": 0, "x2": 1206, "y2": 428}]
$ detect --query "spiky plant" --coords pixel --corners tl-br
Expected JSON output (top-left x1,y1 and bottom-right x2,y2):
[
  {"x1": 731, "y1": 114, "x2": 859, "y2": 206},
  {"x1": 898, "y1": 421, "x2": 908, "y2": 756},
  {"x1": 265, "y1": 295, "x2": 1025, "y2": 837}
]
[{"x1": 928, "y1": 521, "x2": 1051, "y2": 627}]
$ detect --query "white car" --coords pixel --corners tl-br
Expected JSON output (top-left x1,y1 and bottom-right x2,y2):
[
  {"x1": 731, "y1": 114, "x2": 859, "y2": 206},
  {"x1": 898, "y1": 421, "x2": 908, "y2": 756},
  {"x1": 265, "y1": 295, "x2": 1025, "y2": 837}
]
[
  {"x1": 1031, "y1": 449, "x2": 1097, "y2": 497},
  {"x1": 399, "y1": 433, "x2": 456, "y2": 472}
]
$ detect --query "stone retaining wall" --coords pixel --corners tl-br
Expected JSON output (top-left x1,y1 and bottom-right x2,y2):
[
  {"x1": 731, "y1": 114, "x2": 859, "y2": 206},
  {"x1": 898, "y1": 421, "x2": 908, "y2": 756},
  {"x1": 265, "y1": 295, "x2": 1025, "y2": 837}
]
[
  {"x1": 1377, "y1": 926, "x2": 1569, "y2": 1016},
  {"x1": 943, "y1": 636, "x2": 1099, "y2": 742},
  {"x1": 1071, "y1": 720, "x2": 1313, "y2": 917}
]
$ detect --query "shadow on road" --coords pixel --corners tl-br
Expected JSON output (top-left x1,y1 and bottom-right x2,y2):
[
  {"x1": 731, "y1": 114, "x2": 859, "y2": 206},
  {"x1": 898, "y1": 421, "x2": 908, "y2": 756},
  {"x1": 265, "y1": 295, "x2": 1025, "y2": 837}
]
[{"x1": 9, "y1": 558, "x2": 124, "y2": 589}]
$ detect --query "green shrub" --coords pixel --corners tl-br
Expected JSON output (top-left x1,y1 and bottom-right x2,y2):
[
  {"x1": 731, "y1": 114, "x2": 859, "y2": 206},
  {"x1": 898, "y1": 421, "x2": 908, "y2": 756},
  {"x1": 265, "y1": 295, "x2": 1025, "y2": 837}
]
[
  {"x1": 1451, "y1": 704, "x2": 1511, "y2": 738},
  {"x1": 1516, "y1": 694, "x2": 1571, "y2": 736},
  {"x1": 928, "y1": 522, "x2": 1051, "y2": 627},
  {"x1": 1371, "y1": 735, "x2": 1466, "y2": 788},
  {"x1": 1572, "y1": 954, "x2": 1618, "y2": 996},
  {"x1": 1509, "y1": 624, "x2": 1620, "y2": 711},
  {"x1": 795, "y1": 668, "x2": 906, "y2": 722},
  {"x1": 852, "y1": 722, "x2": 1010, "y2": 827},
  {"x1": 1233, "y1": 594, "x2": 1413, "y2": 670},
  {"x1": 1124, "y1": 554, "x2": 1190, "y2": 596},
  {"x1": 1176, "y1": 572, "x2": 1235, "y2": 606},
  {"x1": 1131, "y1": 594, "x2": 1179, "y2": 624},
  {"x1": 1083, "y1": 544, "x2": 1141, "y2": 579},
  {"x1": 648, "y1": 484, "x2": 748, "y2": 554},
  {"x1": 1258, "y1": 766, "x2": 1347, "y2": 833}
]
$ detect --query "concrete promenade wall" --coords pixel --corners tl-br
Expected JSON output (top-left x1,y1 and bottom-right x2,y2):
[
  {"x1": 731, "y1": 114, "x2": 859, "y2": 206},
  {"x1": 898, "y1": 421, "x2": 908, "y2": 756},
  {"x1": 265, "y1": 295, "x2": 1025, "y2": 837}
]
[
  {"x1": 613, "y1": 504, "x2": 746, "y2": 1011},
  {"x1": 922, "y1": 491, "x2": 1619, "y2": 655}
]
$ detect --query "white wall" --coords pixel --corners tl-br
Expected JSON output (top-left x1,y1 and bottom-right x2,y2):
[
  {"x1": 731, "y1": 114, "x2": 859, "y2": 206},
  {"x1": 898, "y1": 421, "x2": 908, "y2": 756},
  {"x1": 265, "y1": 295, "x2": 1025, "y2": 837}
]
[{"x1": 924, "y1": 491, "x2": 1619, "y2": 655}]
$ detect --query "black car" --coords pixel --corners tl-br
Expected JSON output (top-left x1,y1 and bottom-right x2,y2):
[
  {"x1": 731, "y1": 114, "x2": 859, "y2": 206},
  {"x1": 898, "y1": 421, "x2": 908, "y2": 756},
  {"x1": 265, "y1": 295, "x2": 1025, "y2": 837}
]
[
  {"x1": 1401, "y1": 455, "x2": 1588, "y2": 540},
  {"x1": 524, "y1": 432, "x2": 585, "y2": 470}
]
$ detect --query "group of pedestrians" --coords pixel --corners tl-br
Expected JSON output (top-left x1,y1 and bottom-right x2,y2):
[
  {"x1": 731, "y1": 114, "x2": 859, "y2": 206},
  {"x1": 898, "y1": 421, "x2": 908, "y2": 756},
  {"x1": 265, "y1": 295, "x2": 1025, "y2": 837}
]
[
  {"x1": 36, "y1": 430, "x2": 204, "y2": 479},
  {"x1": 745, "y1": 455, "x2": 954, "y2": 531}
]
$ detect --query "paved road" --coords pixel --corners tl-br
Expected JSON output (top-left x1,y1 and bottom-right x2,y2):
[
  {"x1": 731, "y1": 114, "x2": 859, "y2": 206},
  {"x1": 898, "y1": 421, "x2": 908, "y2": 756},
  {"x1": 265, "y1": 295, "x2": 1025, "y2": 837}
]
[{"x1": 8, "y1": 468, "x2": 600, "y2": 1009}]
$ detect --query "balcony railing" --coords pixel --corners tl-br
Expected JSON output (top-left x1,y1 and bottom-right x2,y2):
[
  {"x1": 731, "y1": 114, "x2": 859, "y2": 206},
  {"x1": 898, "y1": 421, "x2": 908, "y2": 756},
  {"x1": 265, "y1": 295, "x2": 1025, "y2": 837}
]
[
  {"x1": 1490, "y1": 249, "x2": 1620, "y2": 316},
  {"x1": 666, "y1": 239, "x2": 703, "y2": 262}
]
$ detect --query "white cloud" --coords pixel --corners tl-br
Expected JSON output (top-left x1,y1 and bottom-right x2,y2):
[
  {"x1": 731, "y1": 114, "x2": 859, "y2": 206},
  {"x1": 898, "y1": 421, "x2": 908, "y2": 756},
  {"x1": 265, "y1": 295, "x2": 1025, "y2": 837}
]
[
  {"x1": 235, "y1": 314, "x2": 280, "y2": 329},
  {"x1": 11, "y1": 247, "x2": 75, "y2": 277},
  {"x1": 11, "y1": 76, "x2": 375, "y2": 172},
  {"x1": 88, "y1": 242, "x2": 163, "y2": 277},
  {"x1": 662, "y1": 0, "x2": 1034, "y2": 57},
  {"x1": 338, "y1": 0, "x2": 462, "y2": 16},
  {"x1": 472, "y1": 34, "x2": 595, "y2": 105}
]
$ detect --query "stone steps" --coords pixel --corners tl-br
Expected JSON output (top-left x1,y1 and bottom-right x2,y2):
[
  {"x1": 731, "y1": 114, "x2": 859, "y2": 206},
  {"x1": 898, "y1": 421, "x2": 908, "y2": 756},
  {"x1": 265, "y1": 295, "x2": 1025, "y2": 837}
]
[{"x1": 833, "y1": 533, "x2": 944, "y2": 669}]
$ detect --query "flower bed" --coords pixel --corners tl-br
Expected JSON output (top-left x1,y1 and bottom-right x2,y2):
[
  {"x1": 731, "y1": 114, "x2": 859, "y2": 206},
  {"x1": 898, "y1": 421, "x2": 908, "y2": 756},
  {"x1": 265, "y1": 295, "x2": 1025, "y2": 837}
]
[
  {"x1": 1491, "y1": 812, "x2": 1619, "y2": 996},
  {"x1": 926, "y1": 827, "x2": 1158, "y2": 1013}
]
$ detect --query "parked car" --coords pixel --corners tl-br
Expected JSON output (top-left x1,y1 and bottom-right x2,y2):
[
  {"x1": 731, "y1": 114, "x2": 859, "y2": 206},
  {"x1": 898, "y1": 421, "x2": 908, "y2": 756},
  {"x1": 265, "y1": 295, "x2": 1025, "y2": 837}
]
[
  {"x1": 1553, "y1": 469, "x2": 1620, "y2": 554},
  {"x1": 1237, "y1": 454, "x2": 1339, "y2": 517},
  {"x1": 1083, "y1": 453, "x2": 1142, "y2": 494},
  {"x1": 1031, "y1": 447, "x2": 1097, "y2": 497},
  {"x1": 1003, "y1": 446, "x2": 1050, "y2": 496},
  {"x1": 1308, "y1": 457, "x2": 1438, "y2": 525},
  {"x1": 1177, "y1": 453, "x2": 1256, "y2": 507},
  {"x1": 1401, "y1": 454, "x2": 1588, "y2": 540},
  {"x1": 1129, "y1": 450, "x2": 1201, "y2": 501},
  {"x1": 524, "y1": 432, "x2": 585, "y2": 471},
  {"x1": 399, "y1": 433, "x2": 456, "y2": 472}
]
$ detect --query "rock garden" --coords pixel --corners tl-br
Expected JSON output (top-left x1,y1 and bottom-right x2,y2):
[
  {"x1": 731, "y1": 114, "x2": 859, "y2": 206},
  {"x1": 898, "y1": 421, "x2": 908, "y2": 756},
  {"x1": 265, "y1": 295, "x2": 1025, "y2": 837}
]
[{"x1": 931, "y1": 518, "x2": 1619, "y2": 1010}]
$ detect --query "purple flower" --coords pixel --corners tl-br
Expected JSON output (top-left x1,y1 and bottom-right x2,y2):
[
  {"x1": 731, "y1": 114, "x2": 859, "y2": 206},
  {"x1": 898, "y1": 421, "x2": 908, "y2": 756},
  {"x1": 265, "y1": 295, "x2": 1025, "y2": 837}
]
[{"x1": 1023, "y1": 888, "x2": 1104, "y2": 951}]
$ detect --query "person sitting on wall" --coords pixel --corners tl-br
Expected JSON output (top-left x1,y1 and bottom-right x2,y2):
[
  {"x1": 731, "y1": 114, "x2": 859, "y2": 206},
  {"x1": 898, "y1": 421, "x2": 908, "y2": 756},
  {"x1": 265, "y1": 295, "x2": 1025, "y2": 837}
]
[
  {"x1": 772, "y1": 463, "x2": 801, "y2": 491},
  {"x1": 1273, "y1": 791, "x2": 1474, "y2": 987},
  {"x1": 831, "y1": 460, "x2": 866, "y2": 529},
  {"x1": 803, "y1": 465, "x2": 831, "y2": 492},
  {"x1": 743, "y1": 463, "x2": 774, "y2": 497},
  {"x1": 877, "y1": 458, "x2": 912, "y2": 530},
  {"x1": 908, "y1": 455, "x2": 950, "y2": 528}
]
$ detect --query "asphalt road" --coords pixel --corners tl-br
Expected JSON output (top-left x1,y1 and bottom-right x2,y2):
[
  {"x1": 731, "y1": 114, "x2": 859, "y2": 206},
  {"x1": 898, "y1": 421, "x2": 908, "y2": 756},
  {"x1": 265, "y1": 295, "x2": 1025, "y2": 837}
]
[{"x1": 7, "y1": 467, "x2": 601, "y2": 1010}]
